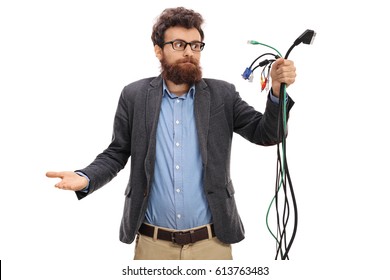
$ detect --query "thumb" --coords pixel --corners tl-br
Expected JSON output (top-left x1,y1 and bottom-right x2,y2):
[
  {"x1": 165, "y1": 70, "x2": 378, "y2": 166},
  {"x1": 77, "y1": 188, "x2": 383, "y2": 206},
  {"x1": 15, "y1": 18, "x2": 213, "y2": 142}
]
[{"x1": 46, "y1": 171, "x2": 64, "y2": 178}]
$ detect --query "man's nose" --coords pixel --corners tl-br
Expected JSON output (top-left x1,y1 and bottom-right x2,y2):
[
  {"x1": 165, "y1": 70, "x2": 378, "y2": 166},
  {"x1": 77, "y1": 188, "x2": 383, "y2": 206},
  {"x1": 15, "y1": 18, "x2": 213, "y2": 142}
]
[{"x1": 183, "y1": 44, "x2": 194, "y2": 56}]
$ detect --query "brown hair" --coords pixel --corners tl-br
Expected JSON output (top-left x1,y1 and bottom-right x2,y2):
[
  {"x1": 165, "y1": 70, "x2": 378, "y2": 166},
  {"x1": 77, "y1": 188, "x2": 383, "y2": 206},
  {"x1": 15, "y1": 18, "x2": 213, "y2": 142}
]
[{"x1": 151, "y1": 7, "x2": 204, "y2": 47}]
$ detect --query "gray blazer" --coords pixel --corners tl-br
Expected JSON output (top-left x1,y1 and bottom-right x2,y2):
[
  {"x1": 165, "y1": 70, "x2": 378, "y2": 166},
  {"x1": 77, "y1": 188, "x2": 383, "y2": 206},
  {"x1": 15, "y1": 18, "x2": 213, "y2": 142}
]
[{"x1": 76, "y1": 75, "x2": 294, "y2": 244}]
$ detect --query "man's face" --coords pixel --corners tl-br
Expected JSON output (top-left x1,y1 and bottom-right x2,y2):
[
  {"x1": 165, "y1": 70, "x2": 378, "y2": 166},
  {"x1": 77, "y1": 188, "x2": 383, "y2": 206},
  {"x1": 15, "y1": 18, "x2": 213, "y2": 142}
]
[{"x1": 155, "y1": 26, "x2": 203, "y2": 85}]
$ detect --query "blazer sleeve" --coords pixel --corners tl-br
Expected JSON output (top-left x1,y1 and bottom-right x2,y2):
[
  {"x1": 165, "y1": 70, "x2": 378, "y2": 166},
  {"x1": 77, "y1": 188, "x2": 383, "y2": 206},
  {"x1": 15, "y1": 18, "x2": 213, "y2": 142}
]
[
  {"x1": 233, "y1": 90, "x2": 294, "y2": 146},
  {"x1": 75, "y1": 88, "x2": 133, "y2": 199}
]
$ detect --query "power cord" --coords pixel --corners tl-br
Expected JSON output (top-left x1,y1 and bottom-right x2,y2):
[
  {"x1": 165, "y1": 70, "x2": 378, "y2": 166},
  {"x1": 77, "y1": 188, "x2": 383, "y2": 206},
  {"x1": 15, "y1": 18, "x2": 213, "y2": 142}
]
[{"x1": 242, "y1": 29, "x2": 316, "y2": 260}]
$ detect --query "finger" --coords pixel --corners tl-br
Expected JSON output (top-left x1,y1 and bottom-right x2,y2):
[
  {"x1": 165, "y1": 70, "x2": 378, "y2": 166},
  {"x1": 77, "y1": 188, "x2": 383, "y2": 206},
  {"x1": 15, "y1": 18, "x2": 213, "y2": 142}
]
[
  {"x1": 56, "y1": 185, "x2": 68, "y2": 190},
  {"x1": 46, "y1": 171, "x2": 64, "y2": 178},
  {"x1": 56, "y1": 184, "x2": 76, "y2": 191},
  {"x1": 282, "y1": 59, "x2": 293, "y2": 66},
  {"x1": 276, "y1": 65, "x2": 296, "y2": 79},
  {"x1": 273, "y1": 58, "x2": 284, "y2": 68},
  {"x1": 54, "y1": 182, "x2": 67, "y2": 190}
]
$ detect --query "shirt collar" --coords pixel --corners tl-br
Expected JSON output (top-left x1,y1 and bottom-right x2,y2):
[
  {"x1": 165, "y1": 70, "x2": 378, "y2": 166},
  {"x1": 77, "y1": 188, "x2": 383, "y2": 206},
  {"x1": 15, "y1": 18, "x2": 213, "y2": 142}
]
[{"x1": 162, "y1": 80, "x2": 196, "y2": 100}]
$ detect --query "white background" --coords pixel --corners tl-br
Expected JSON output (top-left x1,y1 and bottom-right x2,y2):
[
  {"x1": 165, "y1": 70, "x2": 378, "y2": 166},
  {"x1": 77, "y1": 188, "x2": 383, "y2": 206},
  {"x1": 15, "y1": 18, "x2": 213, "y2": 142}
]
[{"x1": 1, "y1": 0, "x2": 389, "y2": 279}]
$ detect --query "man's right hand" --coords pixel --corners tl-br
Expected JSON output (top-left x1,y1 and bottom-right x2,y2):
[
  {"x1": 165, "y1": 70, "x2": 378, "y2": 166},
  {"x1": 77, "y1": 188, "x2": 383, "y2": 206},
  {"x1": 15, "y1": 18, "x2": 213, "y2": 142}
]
[{"x1": 46, "y1": 171, "x2": 89, "y2": 191}]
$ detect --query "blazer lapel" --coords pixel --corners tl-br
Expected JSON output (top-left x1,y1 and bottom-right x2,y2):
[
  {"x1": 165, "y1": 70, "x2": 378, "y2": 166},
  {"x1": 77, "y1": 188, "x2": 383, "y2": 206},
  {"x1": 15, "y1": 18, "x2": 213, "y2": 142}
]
[
  {"x1": 145, "y1": 77, "x2": 163, "y2": 138},
  {"x1": 144, "y1": 76, "x2": 163, "y2": 187},
  {"x1": 194, "y1": 80, "x2": 210, "y2": 165},
  {"x1": 144, "y1": 77, "x2": 210, "y2": 168}
]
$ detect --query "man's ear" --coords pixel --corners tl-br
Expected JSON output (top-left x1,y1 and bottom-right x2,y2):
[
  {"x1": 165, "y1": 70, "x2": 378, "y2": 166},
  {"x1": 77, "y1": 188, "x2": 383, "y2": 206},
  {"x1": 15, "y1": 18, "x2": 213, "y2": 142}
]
[{"x1": 154, "y1": 45, "x2": 163, "y2": 60}]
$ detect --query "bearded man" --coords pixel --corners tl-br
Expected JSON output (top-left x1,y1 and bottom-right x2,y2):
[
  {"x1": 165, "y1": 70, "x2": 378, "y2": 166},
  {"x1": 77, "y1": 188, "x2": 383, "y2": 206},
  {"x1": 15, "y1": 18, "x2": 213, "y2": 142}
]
[{"x1": 46, "y1": 7, "x2": 296, "y2": 260}]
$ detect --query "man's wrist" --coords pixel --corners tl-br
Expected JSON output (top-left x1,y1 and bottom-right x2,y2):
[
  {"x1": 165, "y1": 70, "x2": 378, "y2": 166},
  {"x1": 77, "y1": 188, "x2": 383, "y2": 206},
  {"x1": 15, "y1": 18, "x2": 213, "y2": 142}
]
[{"x1": 75, "y1": 171, "x2": 90, "y2": 193}]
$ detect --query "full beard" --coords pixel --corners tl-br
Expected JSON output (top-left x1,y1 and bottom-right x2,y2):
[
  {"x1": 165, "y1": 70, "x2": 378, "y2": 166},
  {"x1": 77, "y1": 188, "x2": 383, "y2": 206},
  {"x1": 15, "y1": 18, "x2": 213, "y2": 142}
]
[{"x1": 160, "y1": 57, "x2": 202, "y2": 85}]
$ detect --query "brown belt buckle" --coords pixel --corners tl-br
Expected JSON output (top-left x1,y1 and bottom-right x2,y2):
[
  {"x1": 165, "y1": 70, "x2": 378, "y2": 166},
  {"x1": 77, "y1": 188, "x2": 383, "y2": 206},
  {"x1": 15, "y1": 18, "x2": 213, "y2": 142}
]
[{"x1": 171, "y1": 230, "x2": 195, "y2": 245}]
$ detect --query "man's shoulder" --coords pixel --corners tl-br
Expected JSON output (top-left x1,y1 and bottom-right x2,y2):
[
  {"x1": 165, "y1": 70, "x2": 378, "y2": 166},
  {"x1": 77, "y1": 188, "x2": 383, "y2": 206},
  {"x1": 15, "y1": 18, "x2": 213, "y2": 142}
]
[
  {"x1": 202, "y1": 78, "x2": 233, "y2": 87},
  {"x1": 119, "y1": 76, "x2": 162, "y2": 101},
  {"x1": 200, "y1": 78, "x2": 236, "y2": 95},
  {"x1": 123, "y1": 76, "x2": 160, "y2": 91}
]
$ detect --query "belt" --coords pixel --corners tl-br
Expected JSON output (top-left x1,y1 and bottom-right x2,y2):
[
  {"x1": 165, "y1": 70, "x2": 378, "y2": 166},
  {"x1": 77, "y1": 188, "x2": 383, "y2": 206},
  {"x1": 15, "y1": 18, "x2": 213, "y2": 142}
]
[{"x1": 138, "y1": 223, "x2": 215, "y2": 245}]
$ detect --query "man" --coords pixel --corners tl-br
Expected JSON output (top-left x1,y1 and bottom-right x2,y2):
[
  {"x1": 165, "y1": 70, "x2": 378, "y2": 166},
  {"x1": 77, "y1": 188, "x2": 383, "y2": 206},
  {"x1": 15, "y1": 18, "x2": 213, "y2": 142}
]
[{"x1": 46, "y1": 7, "x2": 296, "y2": 260}]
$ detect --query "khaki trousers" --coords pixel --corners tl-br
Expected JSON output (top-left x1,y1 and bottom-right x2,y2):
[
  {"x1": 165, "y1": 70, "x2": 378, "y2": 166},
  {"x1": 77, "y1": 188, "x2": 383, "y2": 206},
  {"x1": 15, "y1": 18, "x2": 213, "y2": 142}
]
[{"x1": 133, "y1": 224, "x2": 233, "y2": 260}]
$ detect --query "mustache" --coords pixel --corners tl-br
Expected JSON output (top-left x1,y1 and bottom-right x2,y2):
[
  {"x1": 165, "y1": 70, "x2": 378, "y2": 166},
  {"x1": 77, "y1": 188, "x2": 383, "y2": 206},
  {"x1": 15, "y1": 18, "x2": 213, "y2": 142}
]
[{"x1": 176, "y1": 57, "x2": 199, "y2": 65}]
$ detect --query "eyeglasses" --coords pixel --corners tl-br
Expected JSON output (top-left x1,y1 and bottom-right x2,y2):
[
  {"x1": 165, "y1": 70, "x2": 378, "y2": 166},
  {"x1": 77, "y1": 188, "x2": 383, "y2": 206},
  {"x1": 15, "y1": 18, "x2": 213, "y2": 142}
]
[{"x1": 163, "y1": 40, "x2": 205, "y2": 52}]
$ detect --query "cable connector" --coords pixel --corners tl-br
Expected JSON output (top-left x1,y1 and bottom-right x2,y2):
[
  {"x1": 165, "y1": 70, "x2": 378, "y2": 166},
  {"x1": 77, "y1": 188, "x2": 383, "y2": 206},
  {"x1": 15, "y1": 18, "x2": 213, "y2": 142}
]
[
  {"x1": 294, "y1": 29, "x2": 316, "y2": 46},
  {"x1": 285, "y1": 29, "x2": 316, "y2": 59},
  {"x1": 242, "y1": 67, "x2": 253, "y2": 80},
  {"x1": 259, "y1": 59, "x2": 271, "y2": 67}
]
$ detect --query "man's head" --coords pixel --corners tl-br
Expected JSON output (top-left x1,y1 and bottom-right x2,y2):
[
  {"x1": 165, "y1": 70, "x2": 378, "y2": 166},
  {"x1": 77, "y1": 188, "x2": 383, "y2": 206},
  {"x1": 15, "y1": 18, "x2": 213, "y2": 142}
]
[
  {"x1": 152, "y1": 7, "x2": 205, "y2": 85},
  {"x1": 151, "y1": 7, "x2": 204, "y2": 48}
]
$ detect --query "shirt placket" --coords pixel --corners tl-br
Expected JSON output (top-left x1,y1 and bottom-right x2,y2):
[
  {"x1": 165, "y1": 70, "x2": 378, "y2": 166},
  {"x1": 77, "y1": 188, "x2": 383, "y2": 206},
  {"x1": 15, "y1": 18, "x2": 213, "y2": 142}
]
[{"x1": 173, "y1": 97, "x2": 184, "y2": 228}]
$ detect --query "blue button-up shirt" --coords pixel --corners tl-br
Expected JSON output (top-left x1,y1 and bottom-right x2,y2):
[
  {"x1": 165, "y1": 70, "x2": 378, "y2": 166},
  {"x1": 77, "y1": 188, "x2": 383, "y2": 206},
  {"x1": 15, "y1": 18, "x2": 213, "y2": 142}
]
[{"x1": 144, "y1": 82, "x2": 212, "y2": 230}]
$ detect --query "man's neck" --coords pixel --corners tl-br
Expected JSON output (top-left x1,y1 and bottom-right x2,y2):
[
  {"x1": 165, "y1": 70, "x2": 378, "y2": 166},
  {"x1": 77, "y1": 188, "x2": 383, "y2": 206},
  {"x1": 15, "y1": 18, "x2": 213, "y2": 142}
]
[{"x1": 165, "y1": 80, "x2": 190, "y2": 96}]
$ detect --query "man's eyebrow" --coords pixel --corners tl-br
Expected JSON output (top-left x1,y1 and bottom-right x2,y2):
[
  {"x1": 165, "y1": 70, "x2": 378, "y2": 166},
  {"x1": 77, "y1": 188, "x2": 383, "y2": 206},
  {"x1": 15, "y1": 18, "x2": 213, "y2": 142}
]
[{"x1": 168, "y1": 39, "x2": 202, "y2": 42}]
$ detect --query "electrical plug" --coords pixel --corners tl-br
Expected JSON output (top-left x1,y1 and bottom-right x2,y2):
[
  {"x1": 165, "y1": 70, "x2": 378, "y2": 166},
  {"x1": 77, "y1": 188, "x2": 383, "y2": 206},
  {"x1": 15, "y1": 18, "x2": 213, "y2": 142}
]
[{"x1": 294, "y1": 29, "x2": 316, "y2": 46}]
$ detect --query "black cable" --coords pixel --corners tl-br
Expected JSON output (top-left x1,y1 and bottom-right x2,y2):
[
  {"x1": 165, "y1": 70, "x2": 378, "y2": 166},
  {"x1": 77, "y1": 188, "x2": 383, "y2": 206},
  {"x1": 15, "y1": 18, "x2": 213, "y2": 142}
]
[
  {"x1": 275, "y1": 29, "x2": 316, "y2": 259},
  {"x1": 243, "y1": 29, "x2": 315, "y2": 260},
  {"x1": 282, "y1": 156, "x2": 297, "y2": 259},
  {"x1": 274, "y1": 152, "x2": 282, "y2": 259},
  {"x1": 275, "y1": 82, "x2": 296, "y2": 260},
  {"x1": 273, "y1": 77, "x2": 292, "y2": 260},
  {"x1": 275, "y1": 80, "x2": 296, "y2": 260},
  {"x1": 275, "y1": 81, "x2": 293, "y2": 260},
  {"x1": 249, "y1": 53, "x2": 279, "y2": 69}
]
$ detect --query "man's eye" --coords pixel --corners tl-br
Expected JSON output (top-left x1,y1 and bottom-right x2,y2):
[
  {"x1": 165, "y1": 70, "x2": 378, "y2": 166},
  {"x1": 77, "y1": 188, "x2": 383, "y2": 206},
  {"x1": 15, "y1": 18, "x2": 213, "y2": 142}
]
[
  {"x1": 174, "y1": 41, "x2": 184, "y2": 48},
  {"x1": 192, "y1": 43, "x2": 200, "y2": 50}
]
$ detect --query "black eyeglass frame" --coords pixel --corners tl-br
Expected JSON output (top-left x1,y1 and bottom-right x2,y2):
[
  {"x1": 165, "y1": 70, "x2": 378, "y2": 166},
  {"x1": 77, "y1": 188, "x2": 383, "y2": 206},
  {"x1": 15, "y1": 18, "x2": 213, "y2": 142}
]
[{"x1": 163, "y1": 40, "x2": 205, "y2": 52}]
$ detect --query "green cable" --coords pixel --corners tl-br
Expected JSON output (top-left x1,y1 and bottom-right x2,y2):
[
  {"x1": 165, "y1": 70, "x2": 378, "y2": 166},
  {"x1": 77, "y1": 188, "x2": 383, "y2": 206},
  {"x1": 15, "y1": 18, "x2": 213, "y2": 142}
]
[
  {"x1": 247, "y1": 40, "x2": 282, "y2": 58},
  {"x1": 248, "y1": 40, "x2": 287, "y2": 243}
]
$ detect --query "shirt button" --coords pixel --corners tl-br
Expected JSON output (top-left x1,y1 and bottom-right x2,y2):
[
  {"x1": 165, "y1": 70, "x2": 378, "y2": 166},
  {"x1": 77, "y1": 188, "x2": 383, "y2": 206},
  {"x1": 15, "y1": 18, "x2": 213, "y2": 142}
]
[
  {"x1": 175, "y1": 165, "x2": 180, "y2": 170},
  {"x1": 175, "y1": 120, "x2": 180, "y2": 125},
  {"x1": 176, "y1": 188, "x2": 181, "y2": 193},
  {"x1": 176, "y1": 99, "x2": 180, "y2": 103},
  {"x1": 175, "y1": 142, "x2": 180, "y2": 147},
  {"x1": 177, "y1": 214, "x2": 181, "y2": 219}
]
